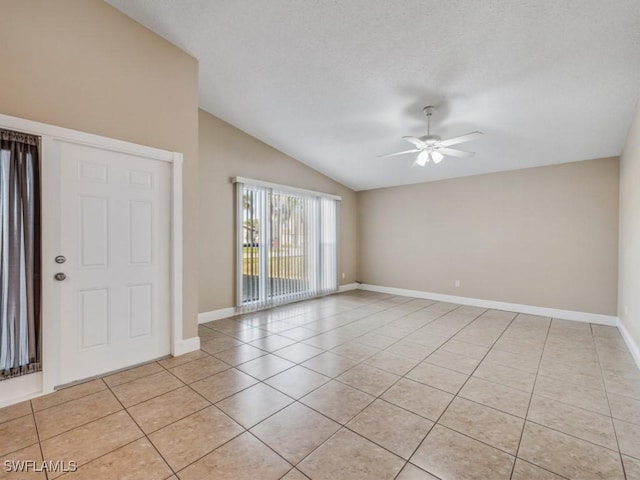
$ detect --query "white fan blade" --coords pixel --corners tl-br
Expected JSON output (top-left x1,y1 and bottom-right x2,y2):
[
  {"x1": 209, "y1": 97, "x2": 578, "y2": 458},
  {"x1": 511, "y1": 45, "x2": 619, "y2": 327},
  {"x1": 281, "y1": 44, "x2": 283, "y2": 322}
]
[
  {"x1": 402, "y1": 136, "x2": 427, "y2": 148},
  {"x1": 378, "y1": 148, "x2": 421, "y2": 158},
  {"x1": 415, "y1": 150, "x2": 429, "y2": 166},
  {"x1": 439, "y1": 131, "x2": 483, "y2": 147},
  {"x1": 438, "y1": 147, "x2": 475, "y2": 158}
]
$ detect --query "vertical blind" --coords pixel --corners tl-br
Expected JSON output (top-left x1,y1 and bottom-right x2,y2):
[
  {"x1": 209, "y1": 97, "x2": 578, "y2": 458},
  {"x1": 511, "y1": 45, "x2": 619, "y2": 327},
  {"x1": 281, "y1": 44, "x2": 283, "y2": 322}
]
[{"x1": 236, "y1": 178, "x2": 339, "y2": 310}]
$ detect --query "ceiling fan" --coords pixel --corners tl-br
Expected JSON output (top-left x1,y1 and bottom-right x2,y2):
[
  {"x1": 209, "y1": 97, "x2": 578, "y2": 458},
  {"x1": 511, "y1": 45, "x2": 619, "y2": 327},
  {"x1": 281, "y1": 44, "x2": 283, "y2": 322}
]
[{"x1": 379, "y1": 106, "x2": 483, "y2": 166}]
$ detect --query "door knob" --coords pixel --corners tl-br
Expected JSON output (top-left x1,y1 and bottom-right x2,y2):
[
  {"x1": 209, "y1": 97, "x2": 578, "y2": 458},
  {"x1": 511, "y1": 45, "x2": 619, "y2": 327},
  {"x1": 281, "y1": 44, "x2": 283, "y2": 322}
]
[
  {"x1": 54, "y1": 272, "x2": 66, "y2": 281},
  {"x1": 55, "y1": 255, "x2": 66, "y2": 264}
]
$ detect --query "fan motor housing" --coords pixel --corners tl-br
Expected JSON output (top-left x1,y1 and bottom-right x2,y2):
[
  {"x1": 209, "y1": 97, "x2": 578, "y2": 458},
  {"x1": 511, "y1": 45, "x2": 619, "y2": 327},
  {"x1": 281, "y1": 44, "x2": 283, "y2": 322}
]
[{"x1": 421, "y1": 134, "x2": 441, "y2": 145}]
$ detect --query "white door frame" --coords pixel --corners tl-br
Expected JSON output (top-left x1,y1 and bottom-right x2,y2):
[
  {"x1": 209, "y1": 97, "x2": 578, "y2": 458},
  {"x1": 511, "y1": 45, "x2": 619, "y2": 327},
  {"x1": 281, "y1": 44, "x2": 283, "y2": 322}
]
[{"x1": 0, "y1": 113, "x2": 185, "y2": 398}]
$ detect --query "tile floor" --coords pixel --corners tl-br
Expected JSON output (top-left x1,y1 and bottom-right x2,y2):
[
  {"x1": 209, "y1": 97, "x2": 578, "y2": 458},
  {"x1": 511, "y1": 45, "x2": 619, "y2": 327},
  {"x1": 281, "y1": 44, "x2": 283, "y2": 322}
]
[{"x1": 1, "y1": 291, "x2": 640, "y2": 479}]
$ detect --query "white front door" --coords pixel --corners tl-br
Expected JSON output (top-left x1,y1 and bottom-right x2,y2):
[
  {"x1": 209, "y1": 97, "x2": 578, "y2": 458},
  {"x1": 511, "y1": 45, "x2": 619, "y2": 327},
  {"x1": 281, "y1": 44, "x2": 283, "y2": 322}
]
[{"x1": 56, "y1": 141, "x2": 171, "y2": 384}]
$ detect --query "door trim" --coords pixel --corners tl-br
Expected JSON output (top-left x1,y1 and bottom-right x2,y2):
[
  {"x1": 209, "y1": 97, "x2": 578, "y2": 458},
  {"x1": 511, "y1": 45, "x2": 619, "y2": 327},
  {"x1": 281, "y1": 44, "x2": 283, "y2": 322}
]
[{"x1": 0, "y1": 113, "x2": 184, "y2": 394}]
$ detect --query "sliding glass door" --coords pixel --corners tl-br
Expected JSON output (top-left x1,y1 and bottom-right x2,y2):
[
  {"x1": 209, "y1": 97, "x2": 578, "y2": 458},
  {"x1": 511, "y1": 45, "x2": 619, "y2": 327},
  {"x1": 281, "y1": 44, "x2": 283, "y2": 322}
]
[{"x1": 236, "y1": 179, "x2": 339, "y2": 310}]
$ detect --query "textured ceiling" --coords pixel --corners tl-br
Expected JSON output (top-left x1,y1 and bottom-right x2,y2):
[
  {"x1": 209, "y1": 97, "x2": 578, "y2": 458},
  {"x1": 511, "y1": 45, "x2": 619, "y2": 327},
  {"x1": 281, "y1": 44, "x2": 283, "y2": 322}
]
[{"x1": 106, "y1": 0, "x2": 640, "y2": 191}]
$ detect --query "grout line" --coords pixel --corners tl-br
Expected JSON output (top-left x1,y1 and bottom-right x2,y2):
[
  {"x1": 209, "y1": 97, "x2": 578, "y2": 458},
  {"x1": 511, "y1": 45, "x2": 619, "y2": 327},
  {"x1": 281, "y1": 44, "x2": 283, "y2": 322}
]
[
  {"x1": 508, "y1": 314, "x2": 552, "y2": 480},
  {"x1": 591, "y1": 323, "x2": 630, "y2": 480},
  {"x1": 390, "y1": 309, "x2": 520, "y2": 480}
]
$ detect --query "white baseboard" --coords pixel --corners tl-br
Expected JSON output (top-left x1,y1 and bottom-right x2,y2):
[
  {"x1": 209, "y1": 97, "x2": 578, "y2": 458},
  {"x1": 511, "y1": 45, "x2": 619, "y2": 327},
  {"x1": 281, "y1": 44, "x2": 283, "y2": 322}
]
[
  {"x1": 198, "y1": 307, "x2": 237, "y2": 324},
  {"x1": 0, "y1": 372, "x2": 52, "y2": 408},
  {"x1": 357, "y1": 284, "x2": 618, "y2": 326},
  {"x1": 617, "y1": 319, "x2": 640, "y2": 371},
  {"x1": 172, "y1": 336, "x2": 201, "y2": 356},
  {"x1": 339, "y1": 283, "x2": 358, "y2": 292}
]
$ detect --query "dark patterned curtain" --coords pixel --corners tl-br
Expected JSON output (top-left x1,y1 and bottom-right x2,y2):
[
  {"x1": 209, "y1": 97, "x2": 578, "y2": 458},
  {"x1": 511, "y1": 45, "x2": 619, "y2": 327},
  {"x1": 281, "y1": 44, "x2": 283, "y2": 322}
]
[{"x1": 0, "y1": 129, "x2": 41, "y2": 380}]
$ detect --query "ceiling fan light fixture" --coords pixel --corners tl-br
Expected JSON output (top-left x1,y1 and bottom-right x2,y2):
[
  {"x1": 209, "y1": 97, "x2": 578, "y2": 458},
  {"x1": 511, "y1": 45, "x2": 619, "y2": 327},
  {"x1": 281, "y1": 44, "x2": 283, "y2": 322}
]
[
  {"x1": 378, "y1": 106, "x2": 483, "y2": 166},
  {"x1": 416, "y1": 150, "x2": 430, "y2": 166}
]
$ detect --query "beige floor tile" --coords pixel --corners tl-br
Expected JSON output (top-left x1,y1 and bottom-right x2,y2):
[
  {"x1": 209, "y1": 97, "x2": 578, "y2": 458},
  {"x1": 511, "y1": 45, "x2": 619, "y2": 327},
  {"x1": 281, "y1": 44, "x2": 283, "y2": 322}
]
[
  {"x1": 103, "y1": 363, "x2": 163, "y2": 387},
  {"x1": 216, "y1": 383, "x2": 293, "y2": 428},
  {"x1": 0, "y1": 415, "x2": 38, "y2": 457},
  {"x1": 157, "y1": 350, "x2": 209, "y2": 369},
  {"x1": 395, "y1": 463, "x2": 439, "y2": 480},
  {"x1": 356, "y1": 333, "x2": 398, "y2": 349},
  {"x1": 384, "y1": 341, "x2": 435, "y2": 361},
  {"x1": 301, "y1": 380, "x2": 374, "y2": 424},
  {"x1": 298, "y1": 428, "x2": 404, "y2": 480},
  {"x1": 302, "y1": 333, "x2": 346, "y2": 350},
  {"x1": 406, "y1": 362, "x2": 468, "y2": 394},
  {"x1": 281, "y1": 468, "x2": 310, "y2": 480},
  {"x1": 177, "y1": 432, "x2": 291, "y2": 480},
  {"x1": 236, "y1": 354, "x2": 296, "y2": 380},
  {"x1": 614, "y1": 418, "x2": 640, "y2": 460},
  {"x1": 473, "y1": 361, "x2": 536, "y2": 392},
  {"x1": 34, "y1": 389, "x2": 122, "y2": 440},
  {"x1": 336, "y1": 364, "x2": 399, "y2": 396},
  {"x1": 440, "y1": 339, "x2": 490, "y2": 360},
  {"x1": 200, "y1": 335, "x2": 243, "y2": 355},
  {"x1": 483, "y1": 349, "x2": 540, "y2": 373},
  {"x1": 458, "y1": 377, "x2": 531, "y2": 417},
  {"x1": 605, "y1": 373, "x2": 640, "y2": 400},
  {"x1": 127, "y1": 385, "x2": 209, "y2": 433},
  {"x1": 527, "y1": 395, "x2": 617, "y2": 450},
  {"x1": 347, "y1": 399, "x2": 433, "y2": 459},
  {"x1": 251, "y1": 402, "x2": 340, "y2": 463},
  {"x1": 62, "y1": 438, "x2": 171, "y2": 480},
  {"x1": 538, "y1": 359, "x2": 605, "y2": 391},
  {"x1": 518, "y1": 421, "x2": 625, "y2": 480},
  {"x1": 279, "y1": 327, "x2": 318, "y2": 341},
  {"x1": 439, "y1": 397, "x2": 524, "y2": 454},
  {"x1": 511, "y1": 459, "x2": 564, "y2": 479},
  {"x1": 264, "y1": 365, "x2": 330, "y2": 398},
  {"x1": 230, "y1": 327, "x2": 272, "y2": 343},
  {"x1": 273, "y1": 343, "x2": 324, "y2": 363},
  {"x1": 149, "y1": 405, "x2": 243, "y2": 471},
  {"x1": 534, "y1": 374, "x2": 610, "y2": 415},
  {"x1": 411, "y1": 425, "x2": 514, "y2": 480},
  {"x1": 425, "y1": 350, "x2": 481, "y2": 375},
  {"x1": 0, "y1": 443, "x2": 45, "y2": 480},
  {"x1": 213, "y1": 344, "x2": 266, "y2": 366},
  {"x1": 381, "y1": 378, "x2": 453, "y2": 421},
  {"x1": 31, "y1": 379, "x2": 107, "y2": 412},
  {"x1": 365, "y1": 351, "x2": 420, "y2": 376},
  {"x1": 493, "y1": 339, "x2": 545, "y2": 357},
  {"x1": 40, "y1": 411, "x2": 143, "y2": 478},
  {"x1": 0, "y1": 401, "x2": 31, "y2": 424},
  {"x1": 403, "y1": 331, "x2": 448, "y2": 348},
  {"x1": 111, "y1": 371, "x2": 183, "y2": 407},
  {"x1": 609, "y1": 392, "x2": 640, "y2": 425},
  {"x1": 249, "y1": 334, "x2": 297, "y2": 352},
  {"x1": 624, "y1": 455, "x2": 640, "y2": 480},
  {"x1": 203, "y1": 318, "x2": 250, "y2": 334},
  {"x1": 331, "y1": 342, "x2": 380, "y2": 362},
  {"x1": 168, "y1": 355, "x2": 229, "y2": 383},
  {"x1": 301, "y1": 351, "x2": 359, "y2": 377},
  {"x1": 190, "y1": 368, "x2": 258, "y2": 403}
]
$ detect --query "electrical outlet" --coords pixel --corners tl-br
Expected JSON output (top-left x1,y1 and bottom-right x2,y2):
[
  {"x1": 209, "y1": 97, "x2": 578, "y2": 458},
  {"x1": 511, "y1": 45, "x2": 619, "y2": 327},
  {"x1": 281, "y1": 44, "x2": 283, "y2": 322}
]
[
  {"x1": 454, "y1": 280, "x2": 461, "y2": 288},
  {"x1": 341, "y1": 273, "x2": 346, "y2": 279}
]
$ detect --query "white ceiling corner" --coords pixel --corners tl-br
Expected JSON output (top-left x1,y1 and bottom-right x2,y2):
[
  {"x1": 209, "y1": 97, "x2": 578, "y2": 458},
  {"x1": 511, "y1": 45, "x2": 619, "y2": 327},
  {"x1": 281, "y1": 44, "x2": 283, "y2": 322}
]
[{"x1": 106, "y1": 0, "x2": 640, "y2": 191}]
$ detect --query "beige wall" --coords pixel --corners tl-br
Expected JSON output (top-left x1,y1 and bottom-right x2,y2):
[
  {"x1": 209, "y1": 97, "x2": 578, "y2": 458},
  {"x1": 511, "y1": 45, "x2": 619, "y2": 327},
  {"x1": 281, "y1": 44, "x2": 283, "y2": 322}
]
[
  {"x1": 0, "y1": 0, "x2": 200, "y2": 338},
  {"x1": 619, "y1": 100, "x2": 640, "y2": 349},
  {"x1": 198, "y1": 110, "x2": 357, "y2": 313},
  {"x1": 357, "y1": 158, "x2": 619, "y2": 315}
]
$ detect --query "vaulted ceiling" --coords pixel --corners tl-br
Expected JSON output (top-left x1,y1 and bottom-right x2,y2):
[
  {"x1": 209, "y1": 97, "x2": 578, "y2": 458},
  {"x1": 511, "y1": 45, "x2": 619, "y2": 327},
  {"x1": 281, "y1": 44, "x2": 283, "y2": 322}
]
[{"x1": 107, "y1": 0, "x2": 640, "y2": 191}]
